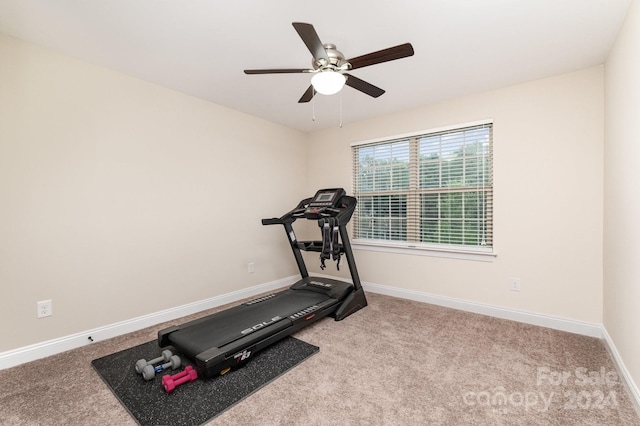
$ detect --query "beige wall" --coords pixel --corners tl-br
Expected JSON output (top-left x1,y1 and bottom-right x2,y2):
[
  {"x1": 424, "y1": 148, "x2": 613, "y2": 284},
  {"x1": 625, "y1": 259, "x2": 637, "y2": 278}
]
[
  {"x1": 0, "y1": 34, "x2": 308, "y2": 352},
  {"x1": 604, "y1": 0, "x2": 640, "y2": 396},
  {"x1": 307, "y1": 67, "x2": 604, "y2": 323},
  {"x1": 0, "y1": 26, "x2": 618, "y2": 370}
]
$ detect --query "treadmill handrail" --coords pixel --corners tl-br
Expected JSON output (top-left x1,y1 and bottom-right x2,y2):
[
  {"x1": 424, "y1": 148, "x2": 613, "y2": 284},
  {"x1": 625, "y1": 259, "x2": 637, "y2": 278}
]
[
  {"x1": 261, "y1": 197, "x2": 312, "y2": 225},
  {"x1": 261, "y1": 195, "x2": 356, "y2": 226}
]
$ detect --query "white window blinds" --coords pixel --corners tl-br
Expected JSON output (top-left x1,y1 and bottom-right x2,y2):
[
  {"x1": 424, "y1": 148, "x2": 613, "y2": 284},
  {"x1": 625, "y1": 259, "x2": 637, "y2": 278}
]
[{"x1": 352, "y1": 122, "x2": 493, "y2": 252}]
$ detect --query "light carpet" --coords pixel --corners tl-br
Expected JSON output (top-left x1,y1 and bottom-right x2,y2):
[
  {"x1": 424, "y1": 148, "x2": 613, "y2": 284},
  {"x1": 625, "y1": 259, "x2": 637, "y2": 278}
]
[{"x1": 0, "y1": 292, "x2": 638, "y2": 425}]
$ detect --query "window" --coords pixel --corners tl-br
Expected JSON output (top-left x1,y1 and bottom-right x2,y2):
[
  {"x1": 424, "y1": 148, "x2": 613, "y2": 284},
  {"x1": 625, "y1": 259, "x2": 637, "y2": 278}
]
[{"x1": 352, "y1": 121, "x2": 493, "y2": 256}]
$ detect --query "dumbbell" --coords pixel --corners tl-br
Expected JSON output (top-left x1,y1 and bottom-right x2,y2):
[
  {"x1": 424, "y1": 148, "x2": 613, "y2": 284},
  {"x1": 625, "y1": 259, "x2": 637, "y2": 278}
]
[
  {"x1": 162, "y1": 365, "x2": 198, "y2": 393},
  {"x1": 135, "y1": 349, "x2": 173, "y2": 374},
  {"x1": 142, "y1": 354, "x2": 181, "y2": 381}
]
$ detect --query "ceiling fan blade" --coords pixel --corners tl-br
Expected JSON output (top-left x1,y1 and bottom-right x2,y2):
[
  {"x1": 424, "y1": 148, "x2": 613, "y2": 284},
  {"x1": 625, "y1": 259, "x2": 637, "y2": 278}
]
[
  {"x1": 344, "y1": 74, "x2": 385, "y2": 98},
  {"x1": 292, "y1": 22, "x2": 329, "y2": 62},
  {"x1": 347, "y1": 43, "x2": 414, "y2": 70},
  {"x1": 298, "y1": 85, "x2": 315, "y2": 103},
  {"x1": 244, "y1": 68, "x2": 311, "y2": 74}
]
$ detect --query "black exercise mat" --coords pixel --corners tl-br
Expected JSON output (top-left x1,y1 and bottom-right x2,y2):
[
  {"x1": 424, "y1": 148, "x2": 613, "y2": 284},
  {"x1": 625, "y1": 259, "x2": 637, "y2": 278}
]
[{"x1": 92, "y1": 337, "x2": 319, "y2": 425}]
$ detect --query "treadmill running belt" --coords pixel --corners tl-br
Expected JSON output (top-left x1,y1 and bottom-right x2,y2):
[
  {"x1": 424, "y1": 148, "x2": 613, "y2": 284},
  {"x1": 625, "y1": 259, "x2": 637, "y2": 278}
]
[{"x1": 167, "y1": 290, "x2": 334, "y2": 355}]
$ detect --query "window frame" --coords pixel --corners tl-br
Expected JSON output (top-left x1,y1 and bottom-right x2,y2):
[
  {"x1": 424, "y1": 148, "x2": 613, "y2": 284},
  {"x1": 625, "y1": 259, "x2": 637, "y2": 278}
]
[{"x1": 350, "y1": 119, "x2": 496, "y2": 262}]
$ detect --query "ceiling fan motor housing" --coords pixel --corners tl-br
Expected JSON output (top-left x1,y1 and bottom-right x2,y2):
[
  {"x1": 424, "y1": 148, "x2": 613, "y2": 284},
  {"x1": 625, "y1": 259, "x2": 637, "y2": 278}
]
[{"x1": 313, "y1": 44, "x2": 348, "y2": 71}]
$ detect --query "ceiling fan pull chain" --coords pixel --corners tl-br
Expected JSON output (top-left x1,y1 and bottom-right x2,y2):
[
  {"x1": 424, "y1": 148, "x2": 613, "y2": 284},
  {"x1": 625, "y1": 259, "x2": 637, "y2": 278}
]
[
  {"x1": 312, "y1": 90, "x2": 316, "y2": 121},
  {"x1": 339, "y1": 91, "x2": 343, "y2": 128}
]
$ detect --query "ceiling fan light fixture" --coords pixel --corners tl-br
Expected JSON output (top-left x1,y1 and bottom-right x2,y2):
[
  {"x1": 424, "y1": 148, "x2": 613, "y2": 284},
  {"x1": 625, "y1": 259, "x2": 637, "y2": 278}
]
[{"x1": 311, "y1": 71, "x2": 346, "y2": 95}]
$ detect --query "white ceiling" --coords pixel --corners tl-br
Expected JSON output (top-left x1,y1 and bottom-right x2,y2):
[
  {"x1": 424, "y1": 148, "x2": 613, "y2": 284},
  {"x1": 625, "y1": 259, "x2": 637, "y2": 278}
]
[{"x1": 0, "y1": 0, "x2": 632, "y2": 133}]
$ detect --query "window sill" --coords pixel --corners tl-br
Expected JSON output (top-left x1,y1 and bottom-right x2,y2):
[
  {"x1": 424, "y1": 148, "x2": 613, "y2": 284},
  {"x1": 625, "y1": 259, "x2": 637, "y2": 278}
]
[{"x1": 352, "y1": 240, "x2": 496, "y2": 262}]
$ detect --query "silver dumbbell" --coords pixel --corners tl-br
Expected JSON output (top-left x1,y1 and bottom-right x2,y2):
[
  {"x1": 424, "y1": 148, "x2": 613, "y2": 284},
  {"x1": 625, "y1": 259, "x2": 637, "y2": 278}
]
[
  {"x1": 135, "y1": 349, "x2": 173, "y2": 374},
  {"x1": 142, "y1": 355, "x2": 181, "y2": 381}
]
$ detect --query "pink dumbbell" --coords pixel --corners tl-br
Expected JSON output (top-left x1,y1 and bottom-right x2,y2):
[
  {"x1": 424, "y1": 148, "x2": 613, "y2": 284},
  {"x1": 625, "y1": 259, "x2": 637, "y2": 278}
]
[{"x1": 162, "y1": 365, "x2": 198, "y2": 393}]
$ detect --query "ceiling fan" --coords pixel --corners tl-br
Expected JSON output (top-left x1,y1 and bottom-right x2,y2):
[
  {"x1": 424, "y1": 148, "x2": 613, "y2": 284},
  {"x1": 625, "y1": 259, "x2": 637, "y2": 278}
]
[{"x1": 244, "y1": 22, "x2": 415, "y2": 103}]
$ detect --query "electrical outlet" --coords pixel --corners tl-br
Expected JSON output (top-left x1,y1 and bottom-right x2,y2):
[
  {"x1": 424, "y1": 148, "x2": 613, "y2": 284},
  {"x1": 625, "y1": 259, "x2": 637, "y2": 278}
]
[
  {"x1": 37, "y1": 300, "x2": 53, "y2": 318},
  {"x1": 248, "y1": 262, "x2": 255, "y2": 274},
  {"x1": 509, "y1": 278, "x2": 521, "y2": 292}
]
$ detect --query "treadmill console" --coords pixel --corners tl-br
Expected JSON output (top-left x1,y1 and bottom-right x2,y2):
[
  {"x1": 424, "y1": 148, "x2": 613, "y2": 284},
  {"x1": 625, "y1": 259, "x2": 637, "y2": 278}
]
[{"x1": 304, "y1": 188, "x2": 347, "y2": 219}]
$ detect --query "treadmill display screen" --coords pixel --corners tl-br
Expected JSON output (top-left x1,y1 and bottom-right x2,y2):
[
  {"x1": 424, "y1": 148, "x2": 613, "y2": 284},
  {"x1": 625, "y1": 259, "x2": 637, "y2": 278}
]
[
  {"x1": 315, "y1": 192, "x2": 335, "y2": 203},
  {"x1": 304, "y1": 188, "x2": 346, "y2": 218}
]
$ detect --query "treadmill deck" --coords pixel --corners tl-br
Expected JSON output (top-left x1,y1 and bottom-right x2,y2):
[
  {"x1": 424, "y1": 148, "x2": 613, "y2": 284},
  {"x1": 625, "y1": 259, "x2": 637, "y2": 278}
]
[
  {"x1": 167, "y1": 288, "x2": 335, "y2": 355},
  {"x1": 158, "y1": 277, "x2": 355, "y2": 377}
]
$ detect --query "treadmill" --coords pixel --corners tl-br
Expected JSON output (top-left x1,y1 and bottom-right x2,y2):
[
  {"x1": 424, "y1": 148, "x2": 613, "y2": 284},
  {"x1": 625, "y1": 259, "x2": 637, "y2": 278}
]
[{"x1": 158, "y1": 188, "x2": 368, "y2": 378}]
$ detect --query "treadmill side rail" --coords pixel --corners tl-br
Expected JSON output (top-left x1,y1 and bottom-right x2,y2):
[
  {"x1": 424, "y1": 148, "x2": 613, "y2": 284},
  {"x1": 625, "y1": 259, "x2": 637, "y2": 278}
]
[{"x1": 334, "y1": 287, "x2": 368, "y2": 321}]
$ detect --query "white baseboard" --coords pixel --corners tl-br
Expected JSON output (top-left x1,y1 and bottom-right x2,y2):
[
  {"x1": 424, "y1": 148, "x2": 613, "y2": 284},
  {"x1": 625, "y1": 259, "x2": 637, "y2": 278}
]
[
  {"x1": 0, "y1": 275, "x2": 297, "y2": 371},
  {"x1": 362, "y1": 281, "x2": 603, "y2": 337},
  {"x1": 601, "y1": 327, "x2": 640, "y2": 415}
]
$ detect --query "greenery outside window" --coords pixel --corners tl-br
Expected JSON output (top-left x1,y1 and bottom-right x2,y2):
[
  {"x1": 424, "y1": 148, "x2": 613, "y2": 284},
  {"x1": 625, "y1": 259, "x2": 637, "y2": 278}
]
[{"x1": 351, "y1": 121, "x2": 493, "y2": 256}]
